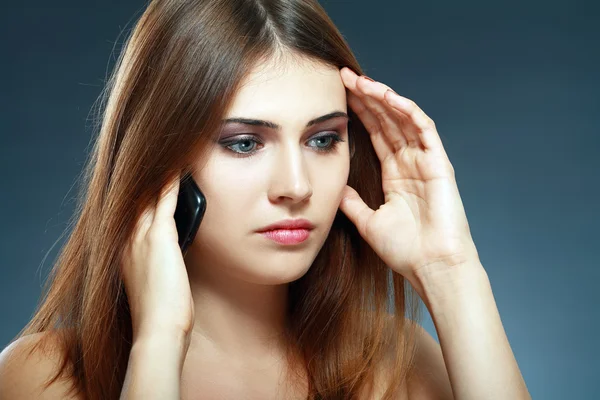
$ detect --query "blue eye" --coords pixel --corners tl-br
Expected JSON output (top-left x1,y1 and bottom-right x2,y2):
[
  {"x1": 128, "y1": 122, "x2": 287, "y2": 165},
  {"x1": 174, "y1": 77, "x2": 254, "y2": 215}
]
[
  {"x1": 229, "y1": 138, "x2": 258, "y2": 154},
  {"x1": 221, "y1": 133, "x2": 345, "y2": 158}
]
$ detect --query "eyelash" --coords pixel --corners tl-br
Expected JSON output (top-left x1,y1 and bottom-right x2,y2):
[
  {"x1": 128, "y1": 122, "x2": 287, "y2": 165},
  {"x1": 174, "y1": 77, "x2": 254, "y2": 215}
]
[{"x1": 220, "y1": 132, "x2": 345, "y2": 158}]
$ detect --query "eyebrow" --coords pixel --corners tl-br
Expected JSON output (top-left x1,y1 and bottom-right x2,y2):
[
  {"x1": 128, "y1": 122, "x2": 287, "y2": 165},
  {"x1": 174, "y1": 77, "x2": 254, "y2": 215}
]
[{"x1": 222, "y1": 111, "x2": 349, "y2": 130}]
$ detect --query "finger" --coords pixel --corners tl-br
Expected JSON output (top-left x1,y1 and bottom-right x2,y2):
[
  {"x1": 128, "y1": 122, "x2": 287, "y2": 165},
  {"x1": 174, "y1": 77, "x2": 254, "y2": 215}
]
[
  {"x1": 342, "y1": 70, "x2": 392, "y2": 148},
  {"x1": 123, "y1": 205, "x2": 155, "y2": 267},
  {"x1": 339, "y1": 184, "x2": 374, "y2": 239},
  {"x1": 155, "y1": 174, "x2": 180, "y2": 222},
  {"x1": 383, "y1": 91, "x2": 444, "y2": 152},
  {"x1": 346, "y1": 91, "x2": 395, "y2": 163},
  {"x1": 344, "y1": 66, "x2": 446, "y2": 152},
  {"x1": 135, "y1": 205, "x2": 155, "y2": 238},
  {"x1": 341, "y1": 68, "x2": 411, "y2": 149},
  {"x1": 357, "y1": 77, "x2": 423, "y2": 150}
]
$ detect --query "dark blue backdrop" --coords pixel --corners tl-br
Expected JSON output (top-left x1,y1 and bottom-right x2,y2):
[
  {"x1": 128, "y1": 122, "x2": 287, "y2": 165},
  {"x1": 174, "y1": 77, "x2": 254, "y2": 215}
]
[{"x1": 1, "y1": 1, "x2": 598, "y2": 398}]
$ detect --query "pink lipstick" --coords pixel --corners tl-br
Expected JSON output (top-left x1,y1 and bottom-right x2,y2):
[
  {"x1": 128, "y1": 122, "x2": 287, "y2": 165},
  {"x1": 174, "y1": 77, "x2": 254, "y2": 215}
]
[
  {"x1": 257, "y1": 218, "x2": 314, "y2": 245},
  {"x1": 260, "y1": 228, "x2": 311, "y2": 245}
]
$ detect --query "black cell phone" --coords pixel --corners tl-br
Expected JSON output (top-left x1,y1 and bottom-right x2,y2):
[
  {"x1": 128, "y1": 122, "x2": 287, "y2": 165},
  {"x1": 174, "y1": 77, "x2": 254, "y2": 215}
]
[{"x1": 174, "y1": 173, "x2": 206, "y2": 255}]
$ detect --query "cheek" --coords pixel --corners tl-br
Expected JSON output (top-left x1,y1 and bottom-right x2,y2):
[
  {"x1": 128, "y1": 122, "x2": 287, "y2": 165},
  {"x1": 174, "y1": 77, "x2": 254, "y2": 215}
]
[
  {"x1": 193, "y1": 168, "x2": 263, "y2": 228},
  {"x1": 315, "y1": 162, "x2": 349, "y2": 207}
]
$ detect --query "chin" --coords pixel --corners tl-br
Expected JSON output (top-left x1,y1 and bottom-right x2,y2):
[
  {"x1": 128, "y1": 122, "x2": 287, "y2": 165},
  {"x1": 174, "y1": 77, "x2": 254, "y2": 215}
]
[{"x1": 243, "y1": 264, "x2": 312, "y2": 286}]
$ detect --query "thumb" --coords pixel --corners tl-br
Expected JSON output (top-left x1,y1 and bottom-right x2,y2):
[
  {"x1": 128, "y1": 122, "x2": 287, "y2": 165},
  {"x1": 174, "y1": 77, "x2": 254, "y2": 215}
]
[
  {"x1": 155, "y1": 174, "x2": 181, "y2": 221},
  {"x1": 338, "y1": 185, "x2": 374, "y2": 237}
]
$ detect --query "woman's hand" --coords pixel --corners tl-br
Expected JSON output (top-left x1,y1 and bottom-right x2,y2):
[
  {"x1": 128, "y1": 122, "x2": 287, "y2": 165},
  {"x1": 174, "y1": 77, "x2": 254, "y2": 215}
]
[
  {"x1": 338, "y1": 67, "x2": 480, "y2": 281},
  {"x1": 120, "y1": 175, "x2": 195, "y2": 344}
]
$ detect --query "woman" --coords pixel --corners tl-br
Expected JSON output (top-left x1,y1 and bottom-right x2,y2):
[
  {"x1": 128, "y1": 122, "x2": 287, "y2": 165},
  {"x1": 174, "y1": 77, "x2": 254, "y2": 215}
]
[{"x1": 0, "y1": 0, "x2": 530, "y2": 399}]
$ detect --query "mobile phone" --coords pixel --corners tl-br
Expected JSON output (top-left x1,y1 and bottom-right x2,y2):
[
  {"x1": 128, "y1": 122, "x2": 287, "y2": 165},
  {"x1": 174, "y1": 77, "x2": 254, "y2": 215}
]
[{"x1": 174, "y1": 173, "x2": 206, "y2": 255}]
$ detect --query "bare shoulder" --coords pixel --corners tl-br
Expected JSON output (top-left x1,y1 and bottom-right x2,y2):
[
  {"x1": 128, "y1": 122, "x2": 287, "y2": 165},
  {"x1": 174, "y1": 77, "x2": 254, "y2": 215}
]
[
  {"x1": 0, "y1": 331, "x2": 82, "y2": 400},
  {"x1": 403, "y1": 318, "x2": 454, "y2": 400},
  {"x1": 358, "y1": 315, "x2": 414, "y2": 400},
  {"x1": 364, "y1": 315, "x2": 453, "y2": 400}
]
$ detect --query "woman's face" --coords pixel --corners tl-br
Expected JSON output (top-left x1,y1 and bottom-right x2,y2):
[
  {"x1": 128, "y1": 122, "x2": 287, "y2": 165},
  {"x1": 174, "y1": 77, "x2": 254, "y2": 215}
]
[{"x1": 189, "y1": 56, "x2": 350, "y2": 285}]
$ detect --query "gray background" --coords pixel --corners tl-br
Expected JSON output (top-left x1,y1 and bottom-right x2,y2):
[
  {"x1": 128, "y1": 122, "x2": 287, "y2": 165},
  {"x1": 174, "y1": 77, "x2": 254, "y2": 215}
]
[{"x1": 1, "y1": 0, "x2": 598, "y2": 398}]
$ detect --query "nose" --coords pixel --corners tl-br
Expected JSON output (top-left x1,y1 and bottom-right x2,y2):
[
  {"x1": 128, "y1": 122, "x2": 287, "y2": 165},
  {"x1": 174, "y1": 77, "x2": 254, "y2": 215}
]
[{"x1": 267, "y1": 145, "x2": 313, "y2": 204}]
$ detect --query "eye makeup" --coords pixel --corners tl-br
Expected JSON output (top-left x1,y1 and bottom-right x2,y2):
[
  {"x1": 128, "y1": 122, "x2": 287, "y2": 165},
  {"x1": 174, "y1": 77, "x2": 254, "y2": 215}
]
[{"x1": 219, "y1": 131, "x2": 346, "y2": 159}]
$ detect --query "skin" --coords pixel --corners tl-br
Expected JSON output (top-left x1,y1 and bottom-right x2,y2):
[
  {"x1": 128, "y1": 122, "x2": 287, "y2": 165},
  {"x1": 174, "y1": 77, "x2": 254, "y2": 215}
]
[
  {"x1": 0, "y1": 55, "x2": 354, "y2": 400},
  {"x1": 181, "y1": 53, "x2": 351, "y2": 393},
  {"x1": 0, "y1": 53, "x2": 528, "y2": 400},
  {"x1": 0, "y1": 54, "x2": 473, "y2": 399}
]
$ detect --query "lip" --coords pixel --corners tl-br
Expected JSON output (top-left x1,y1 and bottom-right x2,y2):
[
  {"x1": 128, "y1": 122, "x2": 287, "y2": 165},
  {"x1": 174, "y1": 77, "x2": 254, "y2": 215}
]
[
  {"x1": 256, "y1": 218, "x2": 315, "y2": 232},
  {"x1": 259, "y1": 229, "x2": 311, "y2": 245}
]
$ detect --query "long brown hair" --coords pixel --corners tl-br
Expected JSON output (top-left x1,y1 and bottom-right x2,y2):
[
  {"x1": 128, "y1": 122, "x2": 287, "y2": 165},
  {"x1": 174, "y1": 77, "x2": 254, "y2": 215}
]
[{"x1": 11, "y1": 0, "x2": 422, "y2": 398}]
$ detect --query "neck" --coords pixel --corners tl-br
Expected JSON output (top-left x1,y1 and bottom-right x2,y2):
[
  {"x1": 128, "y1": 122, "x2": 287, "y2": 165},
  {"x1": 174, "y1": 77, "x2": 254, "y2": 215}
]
[{"x1": 186, "y1": 258, "x2": 290, "y2": 362}]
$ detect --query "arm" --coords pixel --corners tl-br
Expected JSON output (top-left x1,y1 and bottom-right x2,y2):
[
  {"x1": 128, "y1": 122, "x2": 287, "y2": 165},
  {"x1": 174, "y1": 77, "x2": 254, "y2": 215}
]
[
  {"x1": 120, "y1": 332, "x2": 189, "y2": 400},
  {"x1": 408, "y1": 261, "x2": 531, "y2": 400}
]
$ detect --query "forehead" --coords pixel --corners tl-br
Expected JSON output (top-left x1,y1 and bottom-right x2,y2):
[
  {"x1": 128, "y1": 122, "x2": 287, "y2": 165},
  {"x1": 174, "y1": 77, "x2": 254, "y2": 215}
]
[{"x1": 225, "y1": 57, "x2": 347, "y2": 124}]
